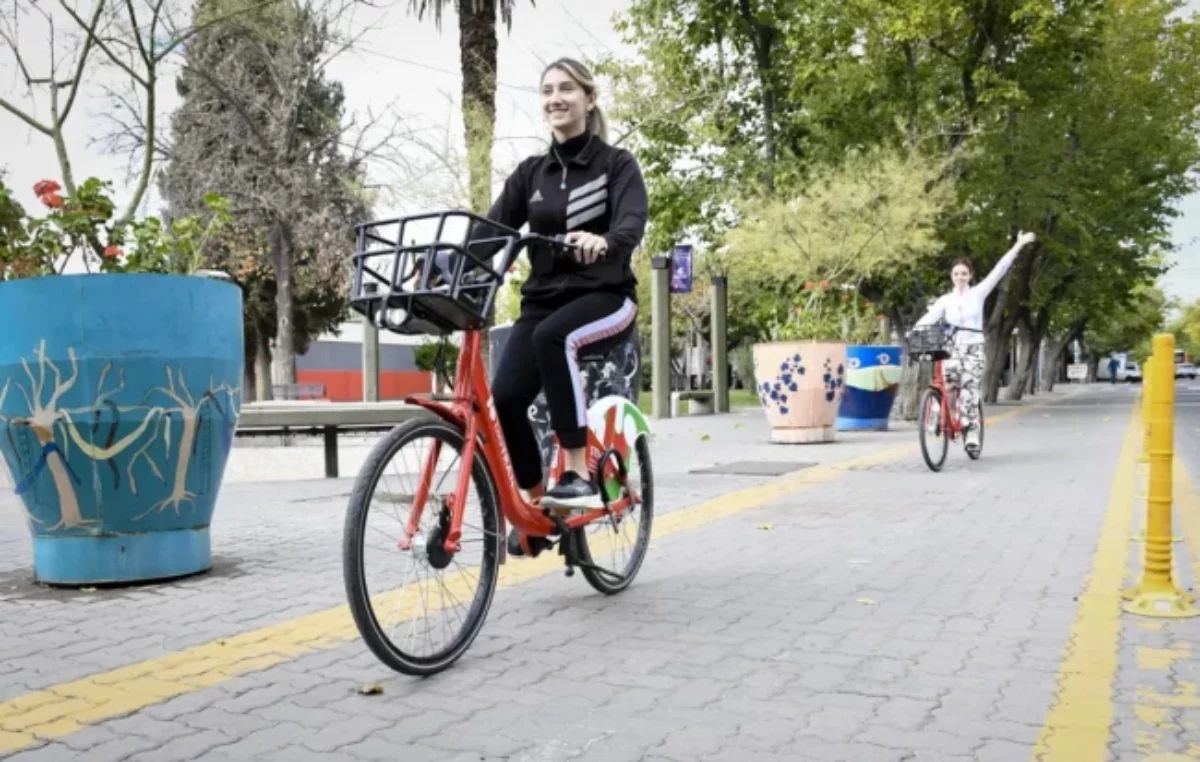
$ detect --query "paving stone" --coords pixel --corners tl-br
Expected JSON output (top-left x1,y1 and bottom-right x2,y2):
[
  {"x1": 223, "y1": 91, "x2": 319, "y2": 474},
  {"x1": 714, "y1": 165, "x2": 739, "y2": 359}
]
[{"x1": 2, "y1": 388, "x2": 1173, "y2": 761}]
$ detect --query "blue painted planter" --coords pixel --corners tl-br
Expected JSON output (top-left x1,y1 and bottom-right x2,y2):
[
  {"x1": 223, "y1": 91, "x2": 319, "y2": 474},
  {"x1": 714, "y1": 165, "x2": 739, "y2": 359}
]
[
  {"x1": 836, "y1": 345, "x2": 902, "y2": 432},
  {"x1": 0, "y1": 274, "x2": 243, "y2": 585}
]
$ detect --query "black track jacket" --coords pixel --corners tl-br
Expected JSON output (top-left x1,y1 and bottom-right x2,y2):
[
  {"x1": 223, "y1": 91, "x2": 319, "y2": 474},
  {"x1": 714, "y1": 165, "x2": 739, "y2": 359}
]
[{"x1": 484, "y1": 132, "x2": 648, "y2": 306}]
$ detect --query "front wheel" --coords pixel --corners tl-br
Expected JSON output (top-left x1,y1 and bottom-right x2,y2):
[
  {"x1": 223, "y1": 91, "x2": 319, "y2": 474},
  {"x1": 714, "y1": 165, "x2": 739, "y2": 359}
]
[
  {"x1": 919, "y1": 387, "x2": 949, "y2": 472},
  {"x1": 343, "y1": 418, "x2": 501, "y2": 676},
  {"x1": 579, "y1": 434, "x2": 654, "y2": 595}
]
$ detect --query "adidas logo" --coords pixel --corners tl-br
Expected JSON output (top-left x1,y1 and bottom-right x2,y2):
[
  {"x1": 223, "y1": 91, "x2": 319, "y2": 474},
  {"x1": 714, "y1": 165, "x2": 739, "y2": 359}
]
[{"x1": 529, "y1": 189, "x2": 544, "y2": 203}]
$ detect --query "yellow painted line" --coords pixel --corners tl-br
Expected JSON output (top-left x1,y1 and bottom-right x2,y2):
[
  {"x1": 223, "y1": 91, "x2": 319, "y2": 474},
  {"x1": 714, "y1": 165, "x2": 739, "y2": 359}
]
[
  {"x1": 1032, "y1": 406, "x2": 1140, "y2": 762},
  {"x1": 1177, "y1": 457, "x2": 1200, "y2": 604},
  {"x1": 0, "y1": 399, "x2": 1048, "y2": 754},
  {"x1": 1136, "y1": 683, "x2": 1200, "y2": 708},
  {"x1": 1134, "y1": 705, "x2": 1177, "y2": 728},
  {"x1": 1138, "y1": 644, "x2": 1190, "y2": 671}
]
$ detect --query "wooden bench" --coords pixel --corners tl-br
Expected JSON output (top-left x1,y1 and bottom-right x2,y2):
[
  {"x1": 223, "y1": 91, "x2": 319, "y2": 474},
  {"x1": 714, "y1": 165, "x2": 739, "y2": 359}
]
[
  {"x1": 271, "y1": 383, "x2": 328, "y2": 401},
  {"x1": 235, "y1": 402, "x2": 429, "y2": 478},
  {"x1": 670, "y1": 389, "x2": 715, "y2": 417}
]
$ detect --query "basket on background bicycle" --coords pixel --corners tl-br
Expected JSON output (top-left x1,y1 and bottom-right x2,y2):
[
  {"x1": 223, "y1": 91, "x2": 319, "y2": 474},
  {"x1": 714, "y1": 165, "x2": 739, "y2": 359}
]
[
  {"x1": 907, "y1": 324, "x2": 955, "y2": 360},
  {"x1": 349, "y1": 210, "x2": 522, "y2": 336}
]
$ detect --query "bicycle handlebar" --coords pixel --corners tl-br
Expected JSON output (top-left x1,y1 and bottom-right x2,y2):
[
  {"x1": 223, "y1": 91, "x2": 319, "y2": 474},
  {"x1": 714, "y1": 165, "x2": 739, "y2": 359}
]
[
  {"x1": 907, "y1": 323, "x2": 984, "y2": 337},
  {"x1": 495, "y1": 231, "x2": 587, "y2": 276}
]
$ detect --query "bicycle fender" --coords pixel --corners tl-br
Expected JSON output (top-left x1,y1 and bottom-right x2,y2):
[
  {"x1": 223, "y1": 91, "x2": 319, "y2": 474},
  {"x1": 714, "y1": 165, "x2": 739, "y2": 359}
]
[{"x1": 586, "y1": 395, "x2": 652, "y2": 455}]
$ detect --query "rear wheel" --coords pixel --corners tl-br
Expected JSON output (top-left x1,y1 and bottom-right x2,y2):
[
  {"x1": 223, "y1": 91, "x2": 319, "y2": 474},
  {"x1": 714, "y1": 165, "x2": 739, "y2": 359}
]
[
  {"x1": 919, "y1": 388, "x2": 949, "y2": 472},
  {"x1": 578, "y1": 435, "x2": 654, "y2": 595},
  {"x1": 343, "y1": 419, "x2": 501, "y2": 676}
]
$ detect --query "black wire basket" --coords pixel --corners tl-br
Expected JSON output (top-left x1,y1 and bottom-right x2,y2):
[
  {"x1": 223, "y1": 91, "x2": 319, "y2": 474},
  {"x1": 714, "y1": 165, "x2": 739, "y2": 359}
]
[
  {"x1": 906, "y1": 325, "x2": 954, "y2": 360},
  {"x1": 349, "y1": 210, "x2": 521, "y2": 336}
]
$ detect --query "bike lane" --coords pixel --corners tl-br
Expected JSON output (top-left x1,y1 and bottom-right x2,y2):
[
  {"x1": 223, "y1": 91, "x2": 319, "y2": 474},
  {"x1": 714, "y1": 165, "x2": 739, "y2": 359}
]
[{"x1": 2, "y1": 385, "x2": 1156, "y2": 761}]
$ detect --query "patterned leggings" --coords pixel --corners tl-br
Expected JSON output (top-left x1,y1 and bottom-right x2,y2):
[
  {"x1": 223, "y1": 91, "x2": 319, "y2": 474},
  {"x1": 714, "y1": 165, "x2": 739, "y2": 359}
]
[{"x1": 944, "y1": 344, "x2": 984, "y2": 432}]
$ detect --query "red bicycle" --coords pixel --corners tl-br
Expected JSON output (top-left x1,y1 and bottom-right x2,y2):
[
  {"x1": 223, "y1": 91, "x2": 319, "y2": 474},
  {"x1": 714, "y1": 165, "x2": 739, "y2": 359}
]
[
  {"x1": 341, "y1": 211, "x2": 654, "y2": 676},
  {"x1": 908, "y1": 324, "x2": 985, "y2": 471}
]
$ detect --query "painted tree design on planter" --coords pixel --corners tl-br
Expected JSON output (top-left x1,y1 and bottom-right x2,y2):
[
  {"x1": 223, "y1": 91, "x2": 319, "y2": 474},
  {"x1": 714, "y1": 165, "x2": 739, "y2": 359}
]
[{"x1": 0, "y1": 341, "x2": 241, "y2": 529}]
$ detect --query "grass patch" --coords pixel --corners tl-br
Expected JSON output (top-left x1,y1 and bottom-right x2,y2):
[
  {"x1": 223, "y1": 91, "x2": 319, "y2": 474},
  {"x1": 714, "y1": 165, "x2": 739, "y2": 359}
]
[{"x1": 634, "y1": 388, "x2": 761, "y2": 415}]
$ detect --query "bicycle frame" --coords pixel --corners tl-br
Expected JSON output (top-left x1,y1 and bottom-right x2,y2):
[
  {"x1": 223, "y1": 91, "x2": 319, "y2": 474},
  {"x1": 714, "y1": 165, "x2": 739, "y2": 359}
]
[
  {"x1": 929, "y1": 358, "x2": 964, "y2": 439},
  {"x1": 400, "y1": 329, "x2": 638, "y2": 555}
]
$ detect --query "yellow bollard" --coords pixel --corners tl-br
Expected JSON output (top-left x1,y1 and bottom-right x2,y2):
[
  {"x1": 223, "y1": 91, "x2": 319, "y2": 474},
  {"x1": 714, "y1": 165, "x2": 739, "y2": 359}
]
[
  {"x1": 1124, "y1": 334, "x2": 1198, "y2": 617},
  {"x1": 1131, "y1": 356, "x2": 1182, "y2": 543},
  {"x1": 1139, "y1": 356, "x2": 1152, "y2": 464}
]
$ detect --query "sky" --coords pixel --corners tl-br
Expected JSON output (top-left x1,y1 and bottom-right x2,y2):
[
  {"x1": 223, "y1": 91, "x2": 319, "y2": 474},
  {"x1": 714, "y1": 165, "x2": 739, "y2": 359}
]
[{"x1": 1, "y1": 0, "x2": 1197, "y2": 308}]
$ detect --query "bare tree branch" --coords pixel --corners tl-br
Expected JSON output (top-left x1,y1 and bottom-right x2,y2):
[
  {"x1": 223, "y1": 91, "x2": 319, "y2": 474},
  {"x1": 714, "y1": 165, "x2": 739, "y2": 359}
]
[
  {"x1": 122, "y1": 0, "x2": 151, "y2": 66},
  {"x1": 55, "y1": 0, "x2": 147, "y2": 87},
  {"x1": 59, "y1": 0, "x2": 107, "y2": 121}
]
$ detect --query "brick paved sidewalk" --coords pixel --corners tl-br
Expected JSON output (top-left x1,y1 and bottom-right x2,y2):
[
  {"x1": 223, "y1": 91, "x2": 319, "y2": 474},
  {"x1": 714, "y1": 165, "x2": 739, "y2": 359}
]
[{"x1": 6, "y1": 384, "x2": 1192, "y2": 761}]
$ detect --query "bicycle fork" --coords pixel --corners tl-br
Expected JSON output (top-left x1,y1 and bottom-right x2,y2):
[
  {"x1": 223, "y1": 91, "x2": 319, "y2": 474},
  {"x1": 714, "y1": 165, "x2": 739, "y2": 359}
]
[{"x1": 397, "y1": 423, "x2": 474, "y2": 556}]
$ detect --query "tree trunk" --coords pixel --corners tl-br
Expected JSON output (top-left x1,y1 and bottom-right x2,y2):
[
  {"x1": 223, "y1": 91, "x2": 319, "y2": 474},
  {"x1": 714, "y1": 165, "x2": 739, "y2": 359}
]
[
  {"x1": 888, "y1": 303, "x2": 926, "y2": 421},
  {"x1": 272, "y1": 221, "x2": 297, "y2": 386},
  {"x1": 458, "y1": 0, "x2": 498, "y2": 374},
  {"x1": 458, "y1": 0, "x2": 497, "y2": 216},
  {"x1": 1006, "y1": 317, "x2": 1043, "y2": 402},
  {"x1": 255, "y1": 317, "x2": 274, "y2": 402},
  {"x1": 1044, "y1": 348, "x2": 1065, "y2": 392},
  {"x1": 981, "y1": 328, "x2": 1012, "y2": 403},
  {"x1": 737, "y1": 0, "x2": 777, "y2": 189}
]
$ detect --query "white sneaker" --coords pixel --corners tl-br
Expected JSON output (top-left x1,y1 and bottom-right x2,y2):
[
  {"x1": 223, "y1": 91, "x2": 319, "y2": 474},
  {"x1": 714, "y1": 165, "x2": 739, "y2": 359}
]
[{"x1": 965, "y1": 428, "x2": 980, "y2": 452}]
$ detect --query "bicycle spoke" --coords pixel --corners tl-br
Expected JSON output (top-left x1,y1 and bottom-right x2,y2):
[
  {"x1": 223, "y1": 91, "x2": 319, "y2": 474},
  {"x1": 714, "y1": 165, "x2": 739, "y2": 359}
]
[{"x1": 351, "y1": 419, "x2": 501, "y2": 666}]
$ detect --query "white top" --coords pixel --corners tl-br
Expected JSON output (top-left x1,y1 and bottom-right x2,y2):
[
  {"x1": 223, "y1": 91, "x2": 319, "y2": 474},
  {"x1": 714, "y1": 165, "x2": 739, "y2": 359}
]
[{"x1": 914, "y1": 244, "x2": 1023, "y2": 346}]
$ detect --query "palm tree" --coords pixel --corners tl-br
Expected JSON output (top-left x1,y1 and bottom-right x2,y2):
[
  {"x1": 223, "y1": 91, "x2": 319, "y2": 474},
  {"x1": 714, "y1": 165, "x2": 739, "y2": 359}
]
[{"x1": 408, "y1": 0, "x2": 524, "y2": 214}]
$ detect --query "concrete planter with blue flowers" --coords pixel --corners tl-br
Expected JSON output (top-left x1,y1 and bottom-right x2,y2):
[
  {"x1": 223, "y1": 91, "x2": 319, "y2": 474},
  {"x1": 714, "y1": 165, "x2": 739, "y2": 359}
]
[
  {"x1": 0, "y1": 274, "x2": 243, "y2": 585},
  {"x1": 753, "y1": 340, "x2": 847, "y2": 444}
]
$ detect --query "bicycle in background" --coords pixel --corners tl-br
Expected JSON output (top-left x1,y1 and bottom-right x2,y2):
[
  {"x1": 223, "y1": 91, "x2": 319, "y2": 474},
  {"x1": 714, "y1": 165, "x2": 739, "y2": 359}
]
[{"x1": 907, "y1": 324, "x2": 986, "y2": 472}]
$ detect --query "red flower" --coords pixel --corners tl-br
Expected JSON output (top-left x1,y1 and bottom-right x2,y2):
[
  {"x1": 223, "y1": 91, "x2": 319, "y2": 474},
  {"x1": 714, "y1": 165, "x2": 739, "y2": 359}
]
[
  {"x1": 805, "y1": 281, "x2": 815, "y2": 291},
  {"x1": 41, "y1": 192, "x2": 63, "y2": 209},
  {"x1": 819, "y1": 280, "x2": 830, "y2": 290},
  {"x1": 876, "y1": 313, "x2": 886, "y2": 321},
  {"x1": 508, "y1": 264, "x2": 517, "y2": 273},
  {"x1": 33, "y1": 180, "x2": 61, "y2": 197},
  {"x1": 103, "y1": 245, "x2": 123, "y2": 259}
]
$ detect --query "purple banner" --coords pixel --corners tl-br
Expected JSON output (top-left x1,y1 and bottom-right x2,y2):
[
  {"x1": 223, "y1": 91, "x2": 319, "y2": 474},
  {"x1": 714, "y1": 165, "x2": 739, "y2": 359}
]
[{"x1": 669, "y1": 244, "x2": 693, "y2": 294}]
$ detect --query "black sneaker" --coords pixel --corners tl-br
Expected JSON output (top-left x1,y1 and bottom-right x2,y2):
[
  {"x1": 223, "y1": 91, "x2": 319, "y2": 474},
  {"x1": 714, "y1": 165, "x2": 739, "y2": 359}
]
[
  {"x1": 507, "y1": 528, "x2": 551, "y2": 558},
  {"x1": 540, "y1": 471, "x2": 602, "y2": 512}
]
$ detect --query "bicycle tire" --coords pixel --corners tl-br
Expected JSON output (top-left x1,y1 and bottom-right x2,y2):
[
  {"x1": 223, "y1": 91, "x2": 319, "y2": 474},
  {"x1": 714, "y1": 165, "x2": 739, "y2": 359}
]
[
  {"x1": 967, "y1": 401, "x2": 985, "y2": 460},
  {"x1": 578, "y1": 435, "x2": 654, "y2": 595},
  {"x1": 343, "y1": 418, "x2": 501, "y2": 676},
  {"x1": 919, "y1": 387, "x2": 949, "y2": 472}
]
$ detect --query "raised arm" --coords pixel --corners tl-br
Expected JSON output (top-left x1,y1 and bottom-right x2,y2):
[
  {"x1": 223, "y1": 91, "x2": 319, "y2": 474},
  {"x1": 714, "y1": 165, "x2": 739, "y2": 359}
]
[
  {"x1": 974, "y1": 231, "x2": 1036, "y2": 299},
  {"x1": 914, "y1": 295, "x2": 948, "y2": 328}
]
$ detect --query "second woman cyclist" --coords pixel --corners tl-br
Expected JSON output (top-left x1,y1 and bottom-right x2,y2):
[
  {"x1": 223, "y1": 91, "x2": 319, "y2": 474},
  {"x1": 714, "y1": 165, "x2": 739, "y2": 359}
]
[{"x1": 480, "y1": 57, "x2": 647, "y2": 552}]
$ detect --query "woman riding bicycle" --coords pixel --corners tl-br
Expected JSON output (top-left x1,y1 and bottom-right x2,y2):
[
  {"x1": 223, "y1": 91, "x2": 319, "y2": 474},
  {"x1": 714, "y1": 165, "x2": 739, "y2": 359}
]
[
  {"x1": 913, "y1": 230, "x2": 1037, "y2": 454},
  {"x1": 479, "y1": 57, "x2": 647, "y2": 529}
]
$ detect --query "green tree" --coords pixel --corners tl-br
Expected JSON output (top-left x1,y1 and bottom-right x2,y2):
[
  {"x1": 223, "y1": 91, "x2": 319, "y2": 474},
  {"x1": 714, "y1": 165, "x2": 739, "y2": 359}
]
[
  {"x1": 161, "y1": 0, "x2": 373, "y2": 397},
  {"x1": 408, "y1": 0, "x2": 528, "y2": 216},
  {"x1": 610, "y1": 0, "x2": 1200, "y2": 410}
]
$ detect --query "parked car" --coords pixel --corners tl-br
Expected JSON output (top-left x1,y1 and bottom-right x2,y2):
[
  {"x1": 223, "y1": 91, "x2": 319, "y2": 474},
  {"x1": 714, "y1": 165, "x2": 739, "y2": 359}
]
[
  {"x1": 1177, "y1": 361, "x2": 1197, "y2": 380},
  {"x1": 1124, "y1": 360, "x2": 1142, "y2": 382}
]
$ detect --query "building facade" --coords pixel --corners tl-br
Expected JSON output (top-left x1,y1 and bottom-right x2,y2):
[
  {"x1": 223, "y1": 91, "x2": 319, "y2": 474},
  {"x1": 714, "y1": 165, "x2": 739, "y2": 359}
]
[{"x1": 296, "y1": 321, "x2": 432, "y2": 401}]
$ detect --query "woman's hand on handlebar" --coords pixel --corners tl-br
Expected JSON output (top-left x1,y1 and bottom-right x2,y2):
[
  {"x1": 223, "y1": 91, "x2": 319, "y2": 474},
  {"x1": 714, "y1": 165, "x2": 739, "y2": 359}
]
[{"x1": 564, "y1": 231, "x2": 608, "y2": 264}]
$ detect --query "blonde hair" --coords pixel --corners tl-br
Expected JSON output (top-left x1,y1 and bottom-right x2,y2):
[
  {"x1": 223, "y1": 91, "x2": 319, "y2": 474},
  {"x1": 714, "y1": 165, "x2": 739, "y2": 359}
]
[{"x1": 542, "y1": 57, "x2": 608, "y2": 142}]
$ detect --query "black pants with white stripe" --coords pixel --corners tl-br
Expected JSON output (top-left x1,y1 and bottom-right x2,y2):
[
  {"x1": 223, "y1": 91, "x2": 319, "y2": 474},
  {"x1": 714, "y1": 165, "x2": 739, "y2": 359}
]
[{"x1": 492, "y1": 292, "x2": 637, "y2": 489}]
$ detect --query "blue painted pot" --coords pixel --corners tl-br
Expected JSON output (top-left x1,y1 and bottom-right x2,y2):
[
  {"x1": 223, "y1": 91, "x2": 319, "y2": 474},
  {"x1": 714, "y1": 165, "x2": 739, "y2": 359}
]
[
  {"x1": 836, "y1": 345, "x2": 902, "y2": 431},
  {"x1": 0, "y1": 274, "x2": 243, "y2": 585}
]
